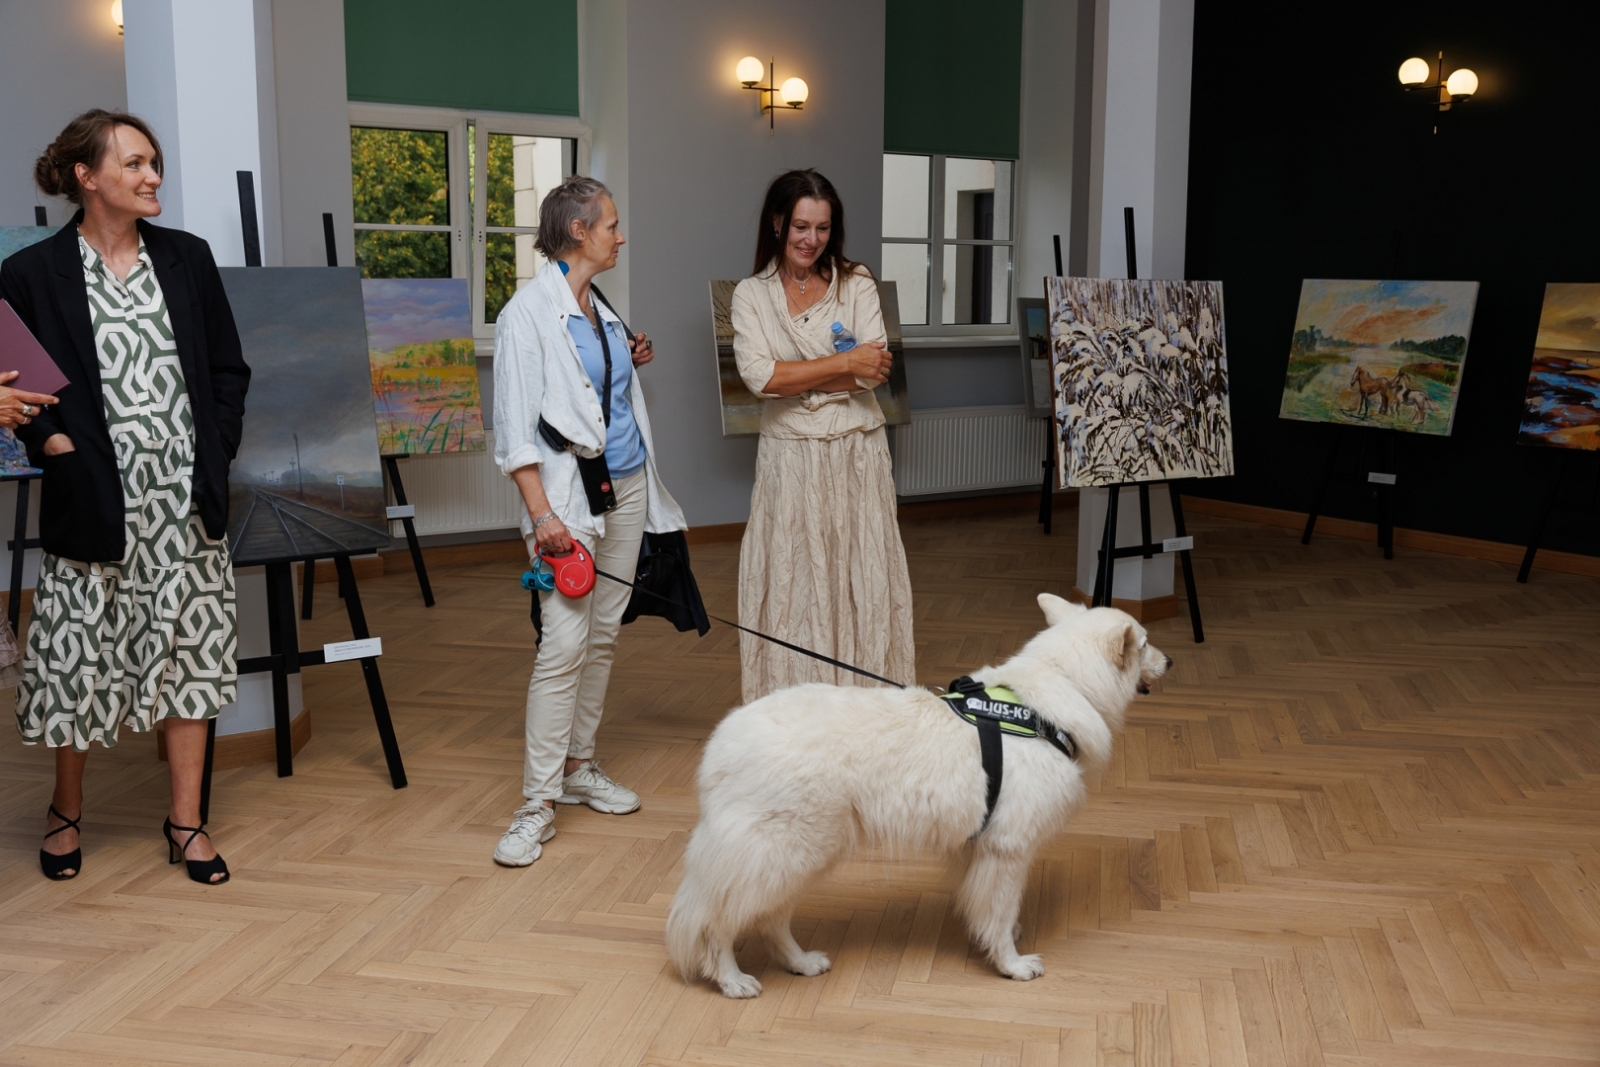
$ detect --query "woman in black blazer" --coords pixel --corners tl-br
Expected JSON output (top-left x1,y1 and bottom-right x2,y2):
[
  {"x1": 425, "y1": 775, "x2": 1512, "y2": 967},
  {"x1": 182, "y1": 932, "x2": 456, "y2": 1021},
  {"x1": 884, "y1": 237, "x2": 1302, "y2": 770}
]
[{"x1": 0, "y1": 110, "x2": 249, "y2": 884}]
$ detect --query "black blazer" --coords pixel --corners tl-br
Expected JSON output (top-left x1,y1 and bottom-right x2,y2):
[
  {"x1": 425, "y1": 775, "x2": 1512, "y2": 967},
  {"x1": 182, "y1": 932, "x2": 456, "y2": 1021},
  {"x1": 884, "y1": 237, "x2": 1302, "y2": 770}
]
[{"x1": 0, "y1": 214, "x2": 250, "y2": 562}]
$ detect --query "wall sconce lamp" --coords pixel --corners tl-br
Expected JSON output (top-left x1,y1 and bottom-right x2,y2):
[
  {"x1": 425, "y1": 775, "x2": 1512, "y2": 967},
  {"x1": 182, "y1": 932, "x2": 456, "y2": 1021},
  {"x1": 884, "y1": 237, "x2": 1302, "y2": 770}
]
[
  {"x1": 111, "y1": 0, "x2": 124, "y2": 34},
  {"x1": 736, "y1": 56, "x2": 808, "y2": 133},
  {"x1": 1399, "y1": 52, "x2": 1477, "y2": 123}
]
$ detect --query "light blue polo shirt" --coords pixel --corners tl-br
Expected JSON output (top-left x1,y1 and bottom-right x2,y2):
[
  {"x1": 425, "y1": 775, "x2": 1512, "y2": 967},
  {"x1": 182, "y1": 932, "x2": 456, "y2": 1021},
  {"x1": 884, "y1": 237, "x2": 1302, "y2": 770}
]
[{"x1": 558, "y1": 267, "x2": 646, "y2": 478}]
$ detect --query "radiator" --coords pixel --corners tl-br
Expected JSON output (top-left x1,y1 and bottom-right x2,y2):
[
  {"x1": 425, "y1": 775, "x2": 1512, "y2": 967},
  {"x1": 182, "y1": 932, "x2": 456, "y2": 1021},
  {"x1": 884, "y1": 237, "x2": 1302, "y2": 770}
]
[
  {"x1": 386, "y1": 430, "x2": 524, "y2": 538},
  {"x1": 890, "y1": 405, "x2": 1044, "y2": 496}
]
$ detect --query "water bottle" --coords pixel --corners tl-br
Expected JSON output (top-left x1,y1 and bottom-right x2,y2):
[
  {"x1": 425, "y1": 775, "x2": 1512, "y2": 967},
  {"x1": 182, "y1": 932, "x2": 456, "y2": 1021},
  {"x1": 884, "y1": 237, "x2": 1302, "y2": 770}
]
[{"x1": 830, "y1": 322, "x2": 857, "y2": 353}]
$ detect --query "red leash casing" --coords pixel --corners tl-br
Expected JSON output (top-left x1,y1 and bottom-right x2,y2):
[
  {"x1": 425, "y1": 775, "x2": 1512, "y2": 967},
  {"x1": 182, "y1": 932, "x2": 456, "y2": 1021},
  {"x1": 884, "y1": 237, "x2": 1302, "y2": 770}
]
[{"x1": 538, "y1": 538, "x2": 596, "y2": 598}]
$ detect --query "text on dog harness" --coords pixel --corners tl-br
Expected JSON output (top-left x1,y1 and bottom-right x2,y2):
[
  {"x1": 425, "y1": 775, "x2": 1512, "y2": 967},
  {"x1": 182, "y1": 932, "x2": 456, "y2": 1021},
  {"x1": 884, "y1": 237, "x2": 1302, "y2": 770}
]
[{"x1": 940, "y1": 676, "x2": 1078, "y2": 835}]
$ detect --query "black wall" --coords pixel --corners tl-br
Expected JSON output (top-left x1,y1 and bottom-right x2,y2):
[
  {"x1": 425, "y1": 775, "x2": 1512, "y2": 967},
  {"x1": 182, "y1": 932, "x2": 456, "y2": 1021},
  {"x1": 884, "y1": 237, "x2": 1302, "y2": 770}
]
[{"x1": 1184, "y1": 2, "x2": 1600, "y2": 555}]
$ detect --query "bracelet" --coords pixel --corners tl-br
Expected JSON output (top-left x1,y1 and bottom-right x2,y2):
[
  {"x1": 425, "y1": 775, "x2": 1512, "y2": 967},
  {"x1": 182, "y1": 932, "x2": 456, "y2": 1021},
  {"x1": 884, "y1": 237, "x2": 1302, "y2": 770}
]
[{"x1": 532, "y1": 511, "x2": 559, "y2": 528}]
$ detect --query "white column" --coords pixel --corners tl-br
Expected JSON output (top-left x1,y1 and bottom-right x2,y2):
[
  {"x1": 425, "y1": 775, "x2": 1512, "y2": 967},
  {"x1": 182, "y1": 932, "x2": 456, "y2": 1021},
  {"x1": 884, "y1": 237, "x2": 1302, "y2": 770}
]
[
  {"x1": 1075, "y1": 0, "x2": 1194, "y2": 606},
  {"x1": 124, "y1": 0, "x2": 301, "y2": 737}
]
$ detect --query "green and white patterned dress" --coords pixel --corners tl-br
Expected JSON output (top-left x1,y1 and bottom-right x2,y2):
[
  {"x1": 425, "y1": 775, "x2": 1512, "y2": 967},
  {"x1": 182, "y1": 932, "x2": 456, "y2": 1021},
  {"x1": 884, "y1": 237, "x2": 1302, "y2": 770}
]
[{"x1": 15, "y1": 237, "x2": 237, "y2": 751}]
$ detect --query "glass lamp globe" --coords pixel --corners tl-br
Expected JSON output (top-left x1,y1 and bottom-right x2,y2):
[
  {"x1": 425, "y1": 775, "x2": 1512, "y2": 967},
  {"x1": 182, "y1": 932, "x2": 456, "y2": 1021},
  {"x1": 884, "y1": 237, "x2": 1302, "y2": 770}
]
[
  {"x1": 779, "y1": 77, "x2": 809, "y2": 107},
  {"x1": 111, "y1": 0, "x2": 124, "y2": 31},
  {"x1": 736, "y1": 56, "x2": 764, "y2": 86},
  {"x1": 1397, "y1": 57, "x2": 1430, "y2": 86},
  {"x1": 1445, "y1": 68, "x2": 1478, "y2": 97}
]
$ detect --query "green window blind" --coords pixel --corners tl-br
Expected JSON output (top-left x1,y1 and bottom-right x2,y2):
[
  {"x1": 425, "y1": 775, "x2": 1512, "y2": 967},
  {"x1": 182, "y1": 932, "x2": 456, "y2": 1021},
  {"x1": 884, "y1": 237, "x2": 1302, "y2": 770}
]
[
  {"x1": 884, "y1": 0, "x2": 1023, "y2": 159},
  {"x1": 344, "y1": 0, "x2": 579, "y2": 116}
]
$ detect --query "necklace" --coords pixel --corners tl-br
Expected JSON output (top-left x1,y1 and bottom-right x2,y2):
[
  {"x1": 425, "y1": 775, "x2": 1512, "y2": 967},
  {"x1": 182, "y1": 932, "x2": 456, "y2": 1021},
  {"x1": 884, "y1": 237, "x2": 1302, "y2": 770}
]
[{"x1": 786, "y1": 265, "x2": 814, "y2": 295}]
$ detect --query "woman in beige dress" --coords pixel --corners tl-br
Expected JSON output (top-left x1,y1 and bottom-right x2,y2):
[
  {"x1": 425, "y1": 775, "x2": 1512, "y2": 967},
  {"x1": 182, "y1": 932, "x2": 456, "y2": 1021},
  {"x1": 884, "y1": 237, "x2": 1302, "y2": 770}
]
[{"x1": 732, "y1": 169, "x2": 915, "y2": 702}]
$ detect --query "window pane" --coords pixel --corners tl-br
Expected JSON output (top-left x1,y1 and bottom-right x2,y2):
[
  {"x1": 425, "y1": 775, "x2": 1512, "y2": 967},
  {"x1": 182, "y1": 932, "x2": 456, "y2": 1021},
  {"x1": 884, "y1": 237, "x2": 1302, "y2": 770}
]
[
  {"x1": 355, "y1": 230, "x2": 451, "y2": 280},
  {"x1": 882, "y1": 154, "x2": 929, "y2": 239},
  {"x1": 941, "y1": 243, "x2": 1011, "y2": 325},
  {"x1": 943, "y1": 158, "x2": 1012, "y2": 242},
  {"x1": 484, "y1": 232, "x2": 544, "y2": 324},
  {"x1": 351, "y1": 127, "x2": 450, "y2": 226},
  {"x1": 487, "y1": 134, "x2": 573, "y2": 228},
  {"x1": 881, "y1": 243, "x2": 928, "y2": 325}
]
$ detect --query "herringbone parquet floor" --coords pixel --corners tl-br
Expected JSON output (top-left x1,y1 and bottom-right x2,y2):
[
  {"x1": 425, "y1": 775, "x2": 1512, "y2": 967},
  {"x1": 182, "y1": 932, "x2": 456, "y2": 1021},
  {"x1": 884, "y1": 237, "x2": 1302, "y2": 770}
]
[{"x1": 2, "y1": 507, "x2": 1598, "y2": 1066}]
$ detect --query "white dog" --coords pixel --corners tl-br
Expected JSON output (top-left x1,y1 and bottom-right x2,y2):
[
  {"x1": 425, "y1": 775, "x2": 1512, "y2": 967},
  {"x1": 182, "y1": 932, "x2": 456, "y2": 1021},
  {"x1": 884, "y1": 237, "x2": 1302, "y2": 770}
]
[{"x1": 666, "y1": 594, "x2": 1170, "y2": 997}]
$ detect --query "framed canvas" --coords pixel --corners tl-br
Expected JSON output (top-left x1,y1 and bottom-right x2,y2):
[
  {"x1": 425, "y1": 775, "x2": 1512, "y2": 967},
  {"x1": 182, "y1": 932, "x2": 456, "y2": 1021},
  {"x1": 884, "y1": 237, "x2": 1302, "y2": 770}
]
[
  {"x1": 1279, "y1": 279, "x2": 1479, "y2": 435},
  {"x1": 220, "y1": 267, "x2": 390, "y2": 566},
  {"x1": 1518, "y1": 282, "x2": 1600, "y2": 450},
  {"x1": 0, "y1": 226, "x2": 56, "y2": 265},
  {"x1": 710, "y1": 278, "x2": 911, "y2": 437},
  {"x1": 1046, "y1": 277, "x2": 1234, "y2": 489},
  {"x1": 1016, "y1": 296, "x2": 1051, "y2": 418},
  {"x1": 362, "y1": 277, "x2": 486, "y2": 456}
]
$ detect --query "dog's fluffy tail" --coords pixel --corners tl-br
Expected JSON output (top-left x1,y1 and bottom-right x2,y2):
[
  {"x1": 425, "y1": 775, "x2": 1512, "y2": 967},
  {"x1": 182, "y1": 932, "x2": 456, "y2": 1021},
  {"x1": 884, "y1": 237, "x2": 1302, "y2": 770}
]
[{"x1": 665, "y1": 862, "x2": 716, "y2": 982}]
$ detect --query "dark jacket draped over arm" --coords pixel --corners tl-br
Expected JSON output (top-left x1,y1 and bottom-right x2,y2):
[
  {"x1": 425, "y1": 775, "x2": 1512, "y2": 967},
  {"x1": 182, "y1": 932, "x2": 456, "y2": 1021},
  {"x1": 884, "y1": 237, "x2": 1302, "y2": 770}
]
[{"x1": 0, "y1": 213, "x2": 250, "y2": 562}]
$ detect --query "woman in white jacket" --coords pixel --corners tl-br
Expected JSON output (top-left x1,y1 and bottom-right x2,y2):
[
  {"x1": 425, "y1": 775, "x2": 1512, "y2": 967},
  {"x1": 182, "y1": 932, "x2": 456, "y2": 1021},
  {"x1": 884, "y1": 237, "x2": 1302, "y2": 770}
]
[{"x1": 491, "y1": 176, "x2": 686, "y2": 867}]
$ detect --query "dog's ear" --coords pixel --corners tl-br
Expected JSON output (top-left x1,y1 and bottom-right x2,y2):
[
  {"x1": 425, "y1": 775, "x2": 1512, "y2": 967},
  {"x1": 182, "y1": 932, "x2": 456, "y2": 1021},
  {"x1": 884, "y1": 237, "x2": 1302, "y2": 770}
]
[
  {"x1": 1038, "y1": 592, "x2": 1087, "y2": 626},
  {"x1": 1110, "y1": 623, "x2": 1139, "y2": 669}
]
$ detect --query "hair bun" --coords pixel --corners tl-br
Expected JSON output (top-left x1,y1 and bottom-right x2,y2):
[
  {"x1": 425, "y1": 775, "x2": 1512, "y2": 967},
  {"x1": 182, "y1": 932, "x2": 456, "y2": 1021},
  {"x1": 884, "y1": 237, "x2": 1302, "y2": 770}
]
[{"x1": 33, "y1": 144, "x2": 65, "y2": 198}]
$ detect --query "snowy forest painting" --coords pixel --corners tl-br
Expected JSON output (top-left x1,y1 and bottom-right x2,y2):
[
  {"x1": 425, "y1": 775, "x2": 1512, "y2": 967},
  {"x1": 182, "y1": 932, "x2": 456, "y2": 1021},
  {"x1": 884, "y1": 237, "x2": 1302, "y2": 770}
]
[{"x1": 1046, "y1": 277, "x2": 1234, "y2": 488}]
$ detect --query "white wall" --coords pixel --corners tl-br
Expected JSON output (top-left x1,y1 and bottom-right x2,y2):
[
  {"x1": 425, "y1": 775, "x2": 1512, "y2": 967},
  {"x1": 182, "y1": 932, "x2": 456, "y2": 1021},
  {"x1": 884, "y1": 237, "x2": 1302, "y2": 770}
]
[
  {"x1": 0, "y1": 0, "x2": 128, "y2": 226},
  {"x1": 266, "y1": 0, "x2": 355, "y2": 269},
  {"x1": 1015, "y1": 0, "x2": 1077, "y2": 297},
  {"x1": 125, "y1": 0, "x2": 266, "y2": 267},
  {"x1": 623, "y1": 0, "x2": 886, "y2": 525},
  {"x1": 580, "y1": 0, "x2": 630, "y2": 318}
]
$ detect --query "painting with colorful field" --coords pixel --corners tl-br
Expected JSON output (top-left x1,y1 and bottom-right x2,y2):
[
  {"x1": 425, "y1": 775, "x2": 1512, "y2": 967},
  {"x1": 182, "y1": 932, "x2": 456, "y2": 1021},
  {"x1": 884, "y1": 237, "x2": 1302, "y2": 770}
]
[
  {"x1": 1519, "y1": 283, "x2": 1600, "y2": 451},
  {"x1": 1280, "y1": 279, "x2": 1478, "y2": 435},
  {"x1": 361, "y1": 278, "x2": 485, "y2": 456}
]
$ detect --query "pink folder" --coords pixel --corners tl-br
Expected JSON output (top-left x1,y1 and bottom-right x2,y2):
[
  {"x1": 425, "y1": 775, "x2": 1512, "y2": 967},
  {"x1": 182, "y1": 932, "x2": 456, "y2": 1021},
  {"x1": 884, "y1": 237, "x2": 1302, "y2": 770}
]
[{"x1": 0, "y1": 299, "x2": 70, "y2": 395}]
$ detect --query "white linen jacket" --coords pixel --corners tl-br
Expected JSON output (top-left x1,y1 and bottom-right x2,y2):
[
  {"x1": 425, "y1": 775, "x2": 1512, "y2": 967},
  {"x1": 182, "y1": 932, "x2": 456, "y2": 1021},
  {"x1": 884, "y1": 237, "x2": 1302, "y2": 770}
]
[{"x1": 493, "y1": 262, "x2": 686, "y2": 540}]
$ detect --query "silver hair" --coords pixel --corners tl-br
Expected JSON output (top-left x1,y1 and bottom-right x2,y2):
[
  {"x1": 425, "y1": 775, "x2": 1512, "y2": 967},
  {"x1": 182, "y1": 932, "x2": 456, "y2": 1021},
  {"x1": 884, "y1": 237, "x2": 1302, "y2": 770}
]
[{"x1": 534, "y1": 175, "x2": 612, "y2": 259}]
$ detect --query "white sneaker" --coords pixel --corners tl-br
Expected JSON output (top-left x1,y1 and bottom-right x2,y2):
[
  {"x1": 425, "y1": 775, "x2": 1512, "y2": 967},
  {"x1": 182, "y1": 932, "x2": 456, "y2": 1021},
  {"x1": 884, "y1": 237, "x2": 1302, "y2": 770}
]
[
  {"x1": 493, "y1": 801, "x2": 556, "y2": 866},
  {"x1": 556, "y1": 761, "x2": 640, "y2": 814}
]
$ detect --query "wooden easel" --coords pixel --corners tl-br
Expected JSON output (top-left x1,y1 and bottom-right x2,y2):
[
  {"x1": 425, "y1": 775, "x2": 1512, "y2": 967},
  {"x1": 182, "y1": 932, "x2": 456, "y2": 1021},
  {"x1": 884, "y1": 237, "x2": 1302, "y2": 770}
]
[
  {"x1": 1089, "y1": 481, "x2": 1206, "y2": 643},
  {"x1": 1079, "y1": 208, "x2": 1205, "y2": 643},
  {"x1": 1301, "y1": 425, "x2": 1399, "y2": 559},
  {"x1": 299, "y1": 215, "x2": 435, "y2": 617},
  {"x1": 202, "y1": 554, "x2": 407, "y2": 822},
  {"x1": 1517, "y1": 450, "x2": 1599, "y2": 582},
  {"x1": 4, "y1": 471, "x2": 41, "y2": 634}
]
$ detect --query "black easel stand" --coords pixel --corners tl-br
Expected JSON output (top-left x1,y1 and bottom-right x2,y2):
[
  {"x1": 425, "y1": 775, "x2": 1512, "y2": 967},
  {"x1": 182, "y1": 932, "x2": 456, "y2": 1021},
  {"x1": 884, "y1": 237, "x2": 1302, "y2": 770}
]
[
  {"x1": 1517, "y1": 450, "x2": 1597, "y2": 583},
  {"x1": 305, "y1": 456, "x2": 434, "y2": 616},
  {"x1": 4, "y1": 472, "x2": 42, "y2": 634},
  {"x1": 1038, "y1": 234, "x2": 1067, "y2": 535},
  {"x1": 1301, "y1": 427, "x2": 1398, "y2": 559},
  {"x1": 1089, "y1": 481, "x2": 1205, "y2": 643},
  {"x1": 203, "y1": 553, "x2": 407, "y2": 821}
]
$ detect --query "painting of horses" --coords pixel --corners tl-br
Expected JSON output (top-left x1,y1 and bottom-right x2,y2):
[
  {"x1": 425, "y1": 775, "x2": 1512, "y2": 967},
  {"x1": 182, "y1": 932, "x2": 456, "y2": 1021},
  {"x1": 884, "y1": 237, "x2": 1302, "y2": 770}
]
[
  {"x1": 362, "y1": 278, "x2": 485, "y2": 456},
  {"x1": 1518, "y1": 283, "x2": 1600, "y2": 451},
  {"x1": 1280, "y1": 279, "x2": 1478, "y2": 435},
  {"x1": 1046, "y1": 277, "x2": 1234, "y2": 488}
]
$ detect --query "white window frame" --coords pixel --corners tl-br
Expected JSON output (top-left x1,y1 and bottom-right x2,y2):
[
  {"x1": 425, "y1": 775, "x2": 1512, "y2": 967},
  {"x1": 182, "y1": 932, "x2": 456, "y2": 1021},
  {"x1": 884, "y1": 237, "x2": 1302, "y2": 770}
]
[
  {"x1": 883, "y1": 152, "x2": 1017, "y2": 342},
  {"x1": 348, "y1": 102, "x2": 592, "y2": 350}
]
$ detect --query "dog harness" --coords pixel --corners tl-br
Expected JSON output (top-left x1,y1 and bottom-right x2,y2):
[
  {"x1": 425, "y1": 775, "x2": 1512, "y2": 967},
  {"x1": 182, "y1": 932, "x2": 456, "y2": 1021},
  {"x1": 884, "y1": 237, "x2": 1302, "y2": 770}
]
[{"x1": 941, "y1": 676, "x2": 1079, "y2": 835}]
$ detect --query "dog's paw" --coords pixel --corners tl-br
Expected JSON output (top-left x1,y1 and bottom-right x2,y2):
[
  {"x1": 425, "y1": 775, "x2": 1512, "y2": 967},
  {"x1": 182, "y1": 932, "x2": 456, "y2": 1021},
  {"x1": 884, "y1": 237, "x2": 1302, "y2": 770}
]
[
  {"x1": 999, "y1": 954, "x2": 1045, "y2": 981},
  {"x1": 788, "y1": 951, "x2": 832, "y2": 977},
  {"x1": 717, "y1": 971, "x2": 763, "y2": 998}
]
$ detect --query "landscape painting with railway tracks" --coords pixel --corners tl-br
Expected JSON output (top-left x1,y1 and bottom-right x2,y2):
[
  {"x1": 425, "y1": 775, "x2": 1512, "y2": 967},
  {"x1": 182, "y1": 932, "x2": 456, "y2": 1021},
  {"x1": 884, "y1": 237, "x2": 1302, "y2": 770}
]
[
  {"x1": 219, "y1": 267, "x2": 390, "y2": 565},
  {"x1": 361, "y1": 277, "x2": 485, "y2": 455},
  {"x1": 1279, "y1": 279, "x2": 1478, "y2": 435}
]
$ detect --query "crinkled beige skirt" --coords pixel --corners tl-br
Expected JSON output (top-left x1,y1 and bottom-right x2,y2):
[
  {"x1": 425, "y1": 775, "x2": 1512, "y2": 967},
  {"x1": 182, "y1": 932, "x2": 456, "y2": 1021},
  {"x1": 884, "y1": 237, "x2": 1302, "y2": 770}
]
[{"x1": 738, "y1": 426, "x2": 915, "y2": 703}]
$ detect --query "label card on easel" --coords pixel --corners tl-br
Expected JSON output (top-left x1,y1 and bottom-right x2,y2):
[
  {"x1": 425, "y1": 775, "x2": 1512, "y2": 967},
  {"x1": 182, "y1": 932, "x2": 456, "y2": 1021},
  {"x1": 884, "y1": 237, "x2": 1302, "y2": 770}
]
[
  {"x1": 1367, "y1": 472, "x2": 1397, "y2": 485},
  {"x1": 385, "y1": 504, "x2": 415, "y2": 519},
  {"x1": 1162, "y1": 536, "x2": 1195, "y2": 553},
  {"x1": 324, "y1": 637, "x2": 382, "y2": 663}
]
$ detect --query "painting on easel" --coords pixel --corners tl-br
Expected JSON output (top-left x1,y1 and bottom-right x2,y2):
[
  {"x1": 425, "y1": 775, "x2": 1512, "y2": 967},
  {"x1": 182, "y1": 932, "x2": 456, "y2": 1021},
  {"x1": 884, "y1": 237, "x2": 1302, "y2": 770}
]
[
  {"x1": 1046, "y1": 277, "x2": 1234, "y2": 488},
  {"x1": 1279, "y1": 279, "x2": 1479, "y2": 435},
  {"x1": 361, "y1": 278, "x2": 485, "y2": 456},
  {"x1": 1518, "y1": 283, "x2": 1600, "y2": 451}
]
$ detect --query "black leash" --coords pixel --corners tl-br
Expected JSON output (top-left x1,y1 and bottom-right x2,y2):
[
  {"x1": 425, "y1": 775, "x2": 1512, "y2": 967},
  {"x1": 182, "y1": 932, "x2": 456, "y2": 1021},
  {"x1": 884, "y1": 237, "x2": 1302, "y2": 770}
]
[{"x1": 591, "y1": 566, "x2": 907, "y2": 689}]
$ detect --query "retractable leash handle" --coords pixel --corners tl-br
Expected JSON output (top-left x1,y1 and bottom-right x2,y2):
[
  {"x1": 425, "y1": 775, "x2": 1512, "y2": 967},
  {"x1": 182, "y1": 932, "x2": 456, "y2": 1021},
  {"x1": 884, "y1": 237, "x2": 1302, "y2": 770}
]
[{"x1": 537, "y1": 538, "x2": 596, "y2": 598}]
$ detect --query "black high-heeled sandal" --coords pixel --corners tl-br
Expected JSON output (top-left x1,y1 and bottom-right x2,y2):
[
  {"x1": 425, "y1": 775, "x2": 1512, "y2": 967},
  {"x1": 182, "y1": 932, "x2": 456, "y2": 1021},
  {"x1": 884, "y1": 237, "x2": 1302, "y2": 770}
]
[
  {"x1": 40, "y1": 805, "x2": 82, "y2": 881},
  {"x1": 163, "y1": 818, "x2": 230, "y2": 885}
]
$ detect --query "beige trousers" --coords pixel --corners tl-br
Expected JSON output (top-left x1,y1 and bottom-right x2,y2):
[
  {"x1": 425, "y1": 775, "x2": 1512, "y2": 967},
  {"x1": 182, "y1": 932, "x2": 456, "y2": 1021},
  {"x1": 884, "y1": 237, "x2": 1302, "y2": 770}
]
[{"x1": 521, "y1": 470, "x2": 647, "y2": 801}]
